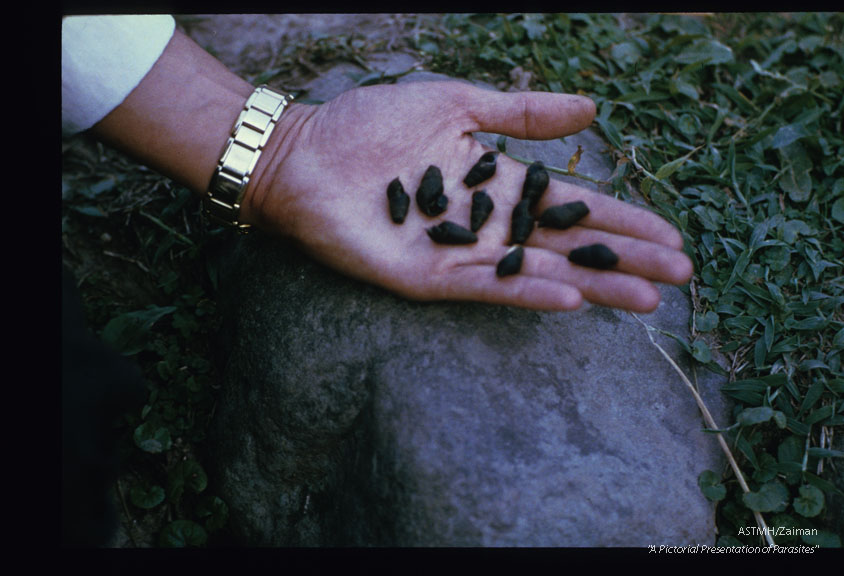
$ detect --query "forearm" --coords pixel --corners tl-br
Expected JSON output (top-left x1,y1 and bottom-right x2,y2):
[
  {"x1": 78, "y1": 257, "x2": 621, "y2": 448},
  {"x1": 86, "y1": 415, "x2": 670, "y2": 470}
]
[{"x1": 90, "y1": 29, "x2": 254, "y2": 197}]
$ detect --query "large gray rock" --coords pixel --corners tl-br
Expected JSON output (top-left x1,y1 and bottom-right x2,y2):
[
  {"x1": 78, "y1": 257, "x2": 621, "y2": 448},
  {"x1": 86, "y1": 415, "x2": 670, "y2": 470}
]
[{"x1": 207, "y1": 51, "x2": 729, "y2": 545}]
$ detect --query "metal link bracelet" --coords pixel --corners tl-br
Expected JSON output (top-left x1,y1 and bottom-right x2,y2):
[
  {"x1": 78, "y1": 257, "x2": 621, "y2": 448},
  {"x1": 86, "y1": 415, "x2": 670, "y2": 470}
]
[{"x1": 203, "y1": 85, "x2": 293, "y2": 232}]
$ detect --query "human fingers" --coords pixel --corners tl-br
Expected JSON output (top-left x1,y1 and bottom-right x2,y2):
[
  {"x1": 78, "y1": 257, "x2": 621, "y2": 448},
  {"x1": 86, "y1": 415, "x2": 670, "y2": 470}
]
[
  {"x1": 517, "y1": 246, "x2": 665, "y2": 311},
  {"x1": 529, "y1": 224, "x2": 694, "y2": 286},
  {"x1": 429, "y1": 258, "x2": 585, "y2": 311},
  {"x1": 535, "y1": 181, "x2": 686, "y2": 250},
  {"x1": 428, "y1": 245, "x2": 661, "y2": 313},
  {"x1": 462, "y1": 85, "x2": 597, "y2": 140}
]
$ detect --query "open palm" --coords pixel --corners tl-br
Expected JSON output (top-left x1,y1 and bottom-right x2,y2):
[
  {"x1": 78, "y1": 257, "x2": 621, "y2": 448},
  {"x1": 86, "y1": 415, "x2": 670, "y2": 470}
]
[{"x1": 247, "y1": 81, "x2": 693, "y2": 312}]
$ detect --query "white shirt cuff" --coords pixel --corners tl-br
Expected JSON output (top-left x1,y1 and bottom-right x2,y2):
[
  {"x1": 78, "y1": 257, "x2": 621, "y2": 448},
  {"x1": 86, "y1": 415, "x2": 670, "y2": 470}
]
[{"x1": 62, "y1": 15, "x2": 176, "y2": 136}]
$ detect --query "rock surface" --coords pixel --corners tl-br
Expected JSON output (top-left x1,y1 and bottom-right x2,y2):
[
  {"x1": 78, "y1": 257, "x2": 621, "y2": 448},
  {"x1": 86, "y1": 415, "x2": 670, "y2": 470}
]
[{"x1": 200, "y1": 15, "x2": 730, "y2": 547}]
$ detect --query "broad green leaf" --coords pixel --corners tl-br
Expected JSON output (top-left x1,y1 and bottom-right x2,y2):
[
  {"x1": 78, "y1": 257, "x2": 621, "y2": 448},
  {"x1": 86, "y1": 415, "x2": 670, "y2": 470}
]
[
  {"x1": 786, "y1": 417, "x2": 811, "y2": 437},
  {"x1": 764, "y1": 315, "x2": 776, "y2": 350},
  {"x1": 781, "y1": 220, "x2": 812, "y2": 244},
  {"x1": 197, "y1": 496, "x2": 229, "y2": 533},
  {"x1": 803, "y1": 471, "x2": 844, "y2": 497},
  {"x1": 818, "y1": 70, "x2": 841, "y2": 88},
  {"x1": 752, "y1": 452, "x2": 779, "y2": 483},
  {"x1": 742, "y1": 480, "x2": 790, "y2": 512},
  {"x1": 833, "y1": 327, "x2": 844, "y2": 349},
  {"x1": 670, "y1": 77, "x2": 699, "y2": 100},
  {"x1": 798, "y1": 34, "x2": 824, "y2": 54},
  {"x1": 610, "y1": 41, "x2": 641, "y2": 70},
  {"x1": 594, "y1": 116, "x2": 623, "y2": 151},
  {"x1": 655, "y1": 147, "x2": 701, "y2": 180},
  {"x1": 798, "y1": 379, "x2": 825, "y2": 416},
  {"x1": 692, "y1": 339, "x2": 711, "y2": 363},
  {"x1": 793, "y1": 484, "x2": 824, "y2": 518},
  {"x1": 676, "y1": 114, "x2": 700, "y2": 137},
  {"x1": 101, "y1": 305, "x2": 178, "y2": 356},
  {"x1": 737, "y1": 406, "x2": 777, "y2": 426},
  {"x1": 801, "y1": 531, "x2": 842, "y2": 548},
  {"x1": 721, "y1": 378, "x2": 767, "y2": 404},
  {"x1": 158, "y1": 520, "x2": 208, "y2": 548},
  {"x1": 832, "y1": 198, "x2": 844, "y2": 224},
  {"x1": 722, "y1": 249, "x2": 751, "y2": 294},
  {"x1": 754, "y1": 335, "x2": 768, "y2": 369},
  {"x1": 675, "y1": 39, "x2": 734, "y2": 66},
  {"x1": 168, "y1": 459, "x2": 208, "y2": 503},
  {"x1": 520, "y1": 15, "x2": 547, "y2": 40},
  {"x1": 129, "y1": 484, "x2": 166, "y2": 510},
  {"x1": 133, "y1": 422, "x2": 172, "y2": 454},
  {"x1": 698, "y1": 470, "x2": 726, "y2": 502},
  {"x1": 697, "y1": 311, "x2": 719, "y2": 332},
  {"x1": 807, "y1": 447, "x2": 844, "y2": 459},
  {"x1": 778, "y1": 435, "x2": 804, "y2": 466},
  {"x1": 792, "y1": 316, "x2": 828, "y2": 331},
  {"x1": 778, "y1": 142, "x2": 813, "y2": 202},
  {"x1": 771, "y1": 122, "x2": 812, "y2": 149},
  {"x1": 655, "y1": 157, "x2": 687, "y2": 180}
]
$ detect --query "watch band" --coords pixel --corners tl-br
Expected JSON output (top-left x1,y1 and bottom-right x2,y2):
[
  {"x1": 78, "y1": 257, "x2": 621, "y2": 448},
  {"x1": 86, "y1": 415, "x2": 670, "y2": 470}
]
[{"x1": 203, "y1": 85, "x2": 293, "y2": 231}]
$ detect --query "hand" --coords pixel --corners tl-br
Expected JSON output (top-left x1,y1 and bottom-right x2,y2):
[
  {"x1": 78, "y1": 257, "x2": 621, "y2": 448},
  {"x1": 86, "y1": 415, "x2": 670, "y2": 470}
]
[{"x1": 245, "y1": 81, "x2": 693, "y2": 313}]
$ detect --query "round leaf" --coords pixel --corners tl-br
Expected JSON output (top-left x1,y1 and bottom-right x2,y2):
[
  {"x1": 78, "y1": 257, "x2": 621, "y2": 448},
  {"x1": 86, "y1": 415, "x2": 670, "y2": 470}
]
[
  {"x1": 676, "y1": 114, "x2": 700, "y2": 137},
  {"x1": 610, "y1": 41, "x2": 642, "y2": 70},
  {"x1": 129, "y1": 484, "x2": 166, "y2": 510},
  {"x1": 692, "y1": 339, "x2": 711, "y2": 364},
  {"x1": 197, "y1": 496, "x2": 229, "y2": 533},
  {"x1": 793, "y1": 484, "x2": 824, "y2": 518},
  {"x1": 133, "y1": 422, "x2": 172, "y2": 454},
  {"x1": 168, "y1": 459, "x2": 208, "y2": 503},
  {"x1": 698, "y1": 470, "x2": 726, "y2": 502},
  {"x1": 751, "y1": 452, "x2": 779, "y2": 483},
  {"x1": 742, "y1": 480, "x2": 790, "y2": 512},
  {"x1": 697, "y1": 311, "x2": 719, "y2": 332},
  {"x1": 801, "y1": 530, "x2": 842, "y2": 548},
  {"x1": 158, "y1": 520, "x2": 208, "y2": 548}
]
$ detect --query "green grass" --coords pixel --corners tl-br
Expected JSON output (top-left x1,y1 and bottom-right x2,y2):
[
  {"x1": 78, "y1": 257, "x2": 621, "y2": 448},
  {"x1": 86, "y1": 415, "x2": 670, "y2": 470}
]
[
  {"x1": 62, "y1": 13, "x2": 843, "y2": 547},
  {"x1": 62, "y1": 138, "x2": 231, "y2": 546},
  {"x1": 418, "y1": 12, "x2": 843, "y2": 547}
]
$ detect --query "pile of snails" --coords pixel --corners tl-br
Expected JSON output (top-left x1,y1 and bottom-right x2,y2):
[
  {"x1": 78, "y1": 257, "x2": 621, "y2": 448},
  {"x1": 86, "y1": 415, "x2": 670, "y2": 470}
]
[{"x1": 387, "y1": 151, "x2": 618, "y2": 277}]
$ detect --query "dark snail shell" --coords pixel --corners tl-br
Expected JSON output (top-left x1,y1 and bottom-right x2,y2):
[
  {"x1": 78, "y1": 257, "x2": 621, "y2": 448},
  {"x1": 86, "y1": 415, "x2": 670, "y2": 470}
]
[
  {"x1": 521, "y1": 161, "x2": 550, "y2": 209},
  {"x1": 496, "y1": 245, "x2": 525, "y2": 277},
  {"x1": 463, "y1": 151, "x2": 498, "y2": 188},
  {"x1": 537, "y1": 201, "x2": 590, "y2": 230},
  {"x1": 470, "y1": 190, "x2": 494, "y2": 232},
  {"x1": 568, "y1": 244, "x2": 619, "y2": 270},
  {"x1": 426, "y1": 221, "x2": 478, "y2": 245},
  {"x1": 386, "y1": 178, "x2": 410, "y2": 224},
  {"x1": 416, "y1": 165, "x2": 448, "y2": 217},
  {"x1": 509, "y1": 198, "x2": 535, "y2": 245}
]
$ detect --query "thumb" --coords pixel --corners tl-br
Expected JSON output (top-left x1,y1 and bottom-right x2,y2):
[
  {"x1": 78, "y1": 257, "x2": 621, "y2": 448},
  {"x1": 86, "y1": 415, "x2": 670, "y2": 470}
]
[{"x1": 465, "y1": 86, "x2": 597, "y2": 140}]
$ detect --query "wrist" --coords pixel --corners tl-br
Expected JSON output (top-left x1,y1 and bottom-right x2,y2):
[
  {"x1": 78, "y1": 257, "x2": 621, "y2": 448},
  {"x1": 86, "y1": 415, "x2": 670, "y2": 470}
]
[
  {"x1": 91, "y1": 30, "x2": 255, "y2": 196},
  {"x1": 237, "y1": 99, "x2": 314, "y2": 233},
  {"x1": 203, "y1": 85, "x2": 296, "y2": 231}
]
